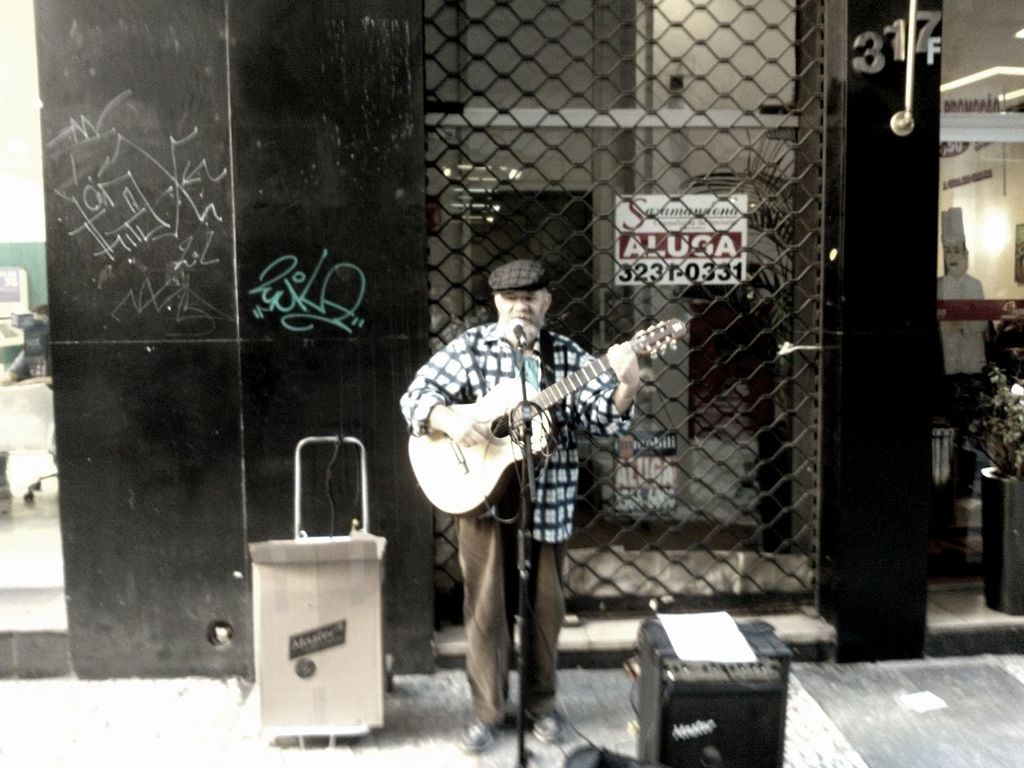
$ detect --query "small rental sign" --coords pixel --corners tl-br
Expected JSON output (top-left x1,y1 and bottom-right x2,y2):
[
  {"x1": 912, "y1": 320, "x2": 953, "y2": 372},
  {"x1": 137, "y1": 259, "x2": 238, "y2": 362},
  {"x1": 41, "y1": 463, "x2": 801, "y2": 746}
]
[{"x1": 614, "y1": 194, "x2": 748, "y2": 286}]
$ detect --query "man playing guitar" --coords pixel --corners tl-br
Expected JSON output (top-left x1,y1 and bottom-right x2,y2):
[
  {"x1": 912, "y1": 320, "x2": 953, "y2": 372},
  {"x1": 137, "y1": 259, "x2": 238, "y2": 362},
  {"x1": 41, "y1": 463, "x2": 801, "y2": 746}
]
[{"x1": 400, "y1": 258, "x2": 640, "y2": 754}]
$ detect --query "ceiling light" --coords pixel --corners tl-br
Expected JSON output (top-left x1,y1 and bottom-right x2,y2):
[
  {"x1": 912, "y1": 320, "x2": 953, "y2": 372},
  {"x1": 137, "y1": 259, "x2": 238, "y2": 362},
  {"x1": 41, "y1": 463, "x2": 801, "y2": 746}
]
[
  {"x1": 1016, "y1": 28, "x2": 1024, "y2": 39},
  {"x1": 997, "y1": 87, "x2": 1024, "y2": 103},
  {"x1": 941, "y1": 66, "x2": 1024, "y2": 93}
]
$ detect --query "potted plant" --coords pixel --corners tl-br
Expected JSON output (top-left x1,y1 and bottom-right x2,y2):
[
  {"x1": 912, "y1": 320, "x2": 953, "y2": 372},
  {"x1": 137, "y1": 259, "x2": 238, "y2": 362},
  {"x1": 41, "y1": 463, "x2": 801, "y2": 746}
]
[{"x1": 972, "y1": 364, "x2": 1024, "y2": 614}]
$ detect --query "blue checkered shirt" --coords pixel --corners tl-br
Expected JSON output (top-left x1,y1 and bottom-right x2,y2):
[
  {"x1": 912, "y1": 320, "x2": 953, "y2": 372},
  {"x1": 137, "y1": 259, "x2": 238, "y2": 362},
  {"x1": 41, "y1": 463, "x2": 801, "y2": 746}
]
[{"x1": 401, "y1": 323, "x2": 632, "y2": 543}]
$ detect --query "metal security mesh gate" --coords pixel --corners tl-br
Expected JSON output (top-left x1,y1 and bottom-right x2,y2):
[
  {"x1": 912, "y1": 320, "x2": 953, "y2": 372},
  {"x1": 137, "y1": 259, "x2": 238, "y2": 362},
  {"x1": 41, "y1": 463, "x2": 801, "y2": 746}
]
[{"x1": 424, "y1": 0, "x2": 825, "y2": 619}]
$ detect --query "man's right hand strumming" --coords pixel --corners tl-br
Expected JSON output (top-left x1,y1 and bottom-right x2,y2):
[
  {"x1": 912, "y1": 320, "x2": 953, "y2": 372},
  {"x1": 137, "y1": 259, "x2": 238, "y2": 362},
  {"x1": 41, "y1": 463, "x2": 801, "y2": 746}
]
[{"x1": 428, "y1": 404, "x2": 492, "y2": 446}]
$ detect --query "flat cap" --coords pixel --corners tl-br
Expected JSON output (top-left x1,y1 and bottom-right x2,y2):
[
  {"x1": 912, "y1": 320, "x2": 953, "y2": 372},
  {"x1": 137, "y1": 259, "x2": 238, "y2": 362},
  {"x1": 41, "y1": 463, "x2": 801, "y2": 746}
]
[{"x1": 487, "y1": 259, "x2": 548, "y2": 292}]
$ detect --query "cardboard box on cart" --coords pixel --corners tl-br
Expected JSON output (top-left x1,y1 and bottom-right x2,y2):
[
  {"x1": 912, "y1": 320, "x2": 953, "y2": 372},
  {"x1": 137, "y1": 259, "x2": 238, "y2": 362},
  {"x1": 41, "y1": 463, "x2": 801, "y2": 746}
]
[{"x1": 249, "y1": 436, "x2": 386, "y2": 737}]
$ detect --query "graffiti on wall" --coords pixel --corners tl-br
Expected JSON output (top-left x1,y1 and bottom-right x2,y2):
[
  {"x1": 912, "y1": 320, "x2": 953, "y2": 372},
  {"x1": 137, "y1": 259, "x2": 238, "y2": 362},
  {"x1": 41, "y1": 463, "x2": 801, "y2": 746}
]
[
  {"x1": 249, "y1": 249, "x2": 366, "y2": 333},
  {"x1": 45, "y1": 90, "x2": 232, "y2": 337}
]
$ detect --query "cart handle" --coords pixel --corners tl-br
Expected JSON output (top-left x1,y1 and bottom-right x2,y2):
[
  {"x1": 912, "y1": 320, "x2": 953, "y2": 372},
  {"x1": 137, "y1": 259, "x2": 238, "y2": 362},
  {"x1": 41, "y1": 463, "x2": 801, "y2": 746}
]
[{"x1": 293, "y1": 435, "x2": 370, "y2": 539}]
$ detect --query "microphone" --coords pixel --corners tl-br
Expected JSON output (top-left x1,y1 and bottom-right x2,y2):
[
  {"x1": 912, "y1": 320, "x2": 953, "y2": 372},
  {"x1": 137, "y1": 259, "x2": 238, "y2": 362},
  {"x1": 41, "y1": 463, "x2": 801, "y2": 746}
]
[{"x1": 509, "y1": 319, "x2": 528, "y2": 347}]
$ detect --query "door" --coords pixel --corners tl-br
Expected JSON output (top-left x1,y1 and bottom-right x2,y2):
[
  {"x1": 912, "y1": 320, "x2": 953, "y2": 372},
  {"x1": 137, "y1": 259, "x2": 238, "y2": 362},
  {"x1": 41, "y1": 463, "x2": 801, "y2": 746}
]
[
  {"x1": 423, "y1": 0, "x2": 826, "y2": 620},
  {"x1": 930, "y1": 2, "x2": 1024, "y2": 581}
]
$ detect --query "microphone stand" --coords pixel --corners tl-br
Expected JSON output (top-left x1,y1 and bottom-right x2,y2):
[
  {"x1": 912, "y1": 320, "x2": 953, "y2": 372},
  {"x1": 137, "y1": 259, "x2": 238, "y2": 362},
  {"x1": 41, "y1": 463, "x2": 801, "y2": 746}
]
[{"x1": 512, "y1": 334, "x2": 536, "y2": 768}]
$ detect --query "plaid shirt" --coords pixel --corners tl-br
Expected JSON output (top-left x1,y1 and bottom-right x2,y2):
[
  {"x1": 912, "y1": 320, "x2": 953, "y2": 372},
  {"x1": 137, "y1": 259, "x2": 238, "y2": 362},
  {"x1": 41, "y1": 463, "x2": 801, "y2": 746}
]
[{"x1": 401, "y1": 323, "x2": 632, "y2": 543}]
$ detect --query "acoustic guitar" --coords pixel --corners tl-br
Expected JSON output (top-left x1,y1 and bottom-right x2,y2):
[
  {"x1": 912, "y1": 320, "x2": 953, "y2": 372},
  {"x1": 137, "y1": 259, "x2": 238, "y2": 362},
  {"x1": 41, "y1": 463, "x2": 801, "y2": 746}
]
[{"x1": 408, "y1": 319, "x2": 687, "y2": 515}]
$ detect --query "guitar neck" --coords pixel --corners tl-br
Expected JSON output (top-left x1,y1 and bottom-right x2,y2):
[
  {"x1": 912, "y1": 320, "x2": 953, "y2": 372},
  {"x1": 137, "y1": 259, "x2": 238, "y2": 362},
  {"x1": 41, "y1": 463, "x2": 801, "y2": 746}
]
[
  {"x1": 526, "y1": 319, "x2": 684, "y2": 411},
  {"x1": 533, "y1": 354, "x2": 611, "y2": 410}
]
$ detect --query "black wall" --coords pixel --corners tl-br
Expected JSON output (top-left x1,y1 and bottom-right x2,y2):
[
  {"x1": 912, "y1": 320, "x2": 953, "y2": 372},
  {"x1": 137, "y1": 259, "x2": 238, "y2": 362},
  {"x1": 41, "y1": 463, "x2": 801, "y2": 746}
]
[
  {"x1": 35, "y1": 0, "x2": 432, "y2": 677},
  {"x1": 819, "y1": 0, "x2": 942, "y2": 660}
]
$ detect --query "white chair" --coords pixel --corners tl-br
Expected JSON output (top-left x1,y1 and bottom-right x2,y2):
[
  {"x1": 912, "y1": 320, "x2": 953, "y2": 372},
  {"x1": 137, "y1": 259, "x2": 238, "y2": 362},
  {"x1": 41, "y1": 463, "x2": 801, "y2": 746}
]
[{"x1": 0, "y1": 381, "x2": 56, "y2": 502}]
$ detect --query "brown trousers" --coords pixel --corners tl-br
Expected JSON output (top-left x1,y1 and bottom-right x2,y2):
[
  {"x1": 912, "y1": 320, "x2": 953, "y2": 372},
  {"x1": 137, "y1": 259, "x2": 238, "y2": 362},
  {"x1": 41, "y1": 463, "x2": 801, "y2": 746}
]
[{"x1": 456, "y1": 511, "x2": 566, "y2": 726}]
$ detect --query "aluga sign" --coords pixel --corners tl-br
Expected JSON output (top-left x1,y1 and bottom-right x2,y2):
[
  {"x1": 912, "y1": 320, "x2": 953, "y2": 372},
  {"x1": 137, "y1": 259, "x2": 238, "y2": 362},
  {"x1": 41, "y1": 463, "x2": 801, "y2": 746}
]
[{"x1": 614, "y1": 193, "x2": 748, "y2": 287}]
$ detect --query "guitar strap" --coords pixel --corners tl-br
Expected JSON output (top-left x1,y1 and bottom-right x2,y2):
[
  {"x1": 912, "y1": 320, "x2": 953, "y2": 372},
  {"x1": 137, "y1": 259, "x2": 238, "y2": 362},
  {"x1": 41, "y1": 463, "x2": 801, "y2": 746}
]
[
  {"x1": 538, "y1": 329, "x2": 562, "y2": 446},
  {"x1": 539, "y1": 329, "x2": 555, "y2": 388}
]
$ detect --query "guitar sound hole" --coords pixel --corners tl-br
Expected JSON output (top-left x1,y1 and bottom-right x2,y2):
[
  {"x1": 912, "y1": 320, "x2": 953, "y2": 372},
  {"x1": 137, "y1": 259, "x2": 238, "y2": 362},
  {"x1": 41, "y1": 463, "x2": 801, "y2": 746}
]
[{"x1": 491, "y1": 415, "x2": 511, "y2": 438}]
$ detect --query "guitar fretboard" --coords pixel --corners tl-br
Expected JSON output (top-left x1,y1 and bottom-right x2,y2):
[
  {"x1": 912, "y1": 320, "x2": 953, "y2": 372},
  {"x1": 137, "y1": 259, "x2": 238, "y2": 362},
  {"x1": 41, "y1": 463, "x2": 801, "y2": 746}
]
[
  {"x1": 533, "y1": 355, "x2": 611, "y2": 409},
  {"x1": 524, "y1": 319, "x2": 683, "y2": 411}
]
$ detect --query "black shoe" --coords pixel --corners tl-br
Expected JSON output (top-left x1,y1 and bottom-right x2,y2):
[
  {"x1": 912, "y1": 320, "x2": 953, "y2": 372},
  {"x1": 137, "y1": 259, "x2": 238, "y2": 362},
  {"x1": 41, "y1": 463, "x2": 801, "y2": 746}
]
[
  {"x1": 461, "y1": 719, "x2": 497, "y2": 754},
  {"x1": 531, "y1": 711, "x2": 565, "y2": 744}
]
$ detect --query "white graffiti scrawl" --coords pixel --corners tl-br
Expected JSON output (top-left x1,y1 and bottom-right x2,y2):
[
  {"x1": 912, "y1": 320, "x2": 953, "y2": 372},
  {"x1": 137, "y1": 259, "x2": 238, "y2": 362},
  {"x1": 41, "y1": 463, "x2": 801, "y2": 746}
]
[{"x1": 46, "y1": 90, "x2": 232, "y2": 337}]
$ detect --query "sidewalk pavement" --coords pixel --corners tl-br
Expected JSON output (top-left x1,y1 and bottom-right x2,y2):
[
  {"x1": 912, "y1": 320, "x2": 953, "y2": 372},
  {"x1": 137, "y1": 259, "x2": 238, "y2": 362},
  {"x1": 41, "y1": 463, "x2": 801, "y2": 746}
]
[{"x1": 1, "y1": 655, "x2": 1023, "y2": 768}]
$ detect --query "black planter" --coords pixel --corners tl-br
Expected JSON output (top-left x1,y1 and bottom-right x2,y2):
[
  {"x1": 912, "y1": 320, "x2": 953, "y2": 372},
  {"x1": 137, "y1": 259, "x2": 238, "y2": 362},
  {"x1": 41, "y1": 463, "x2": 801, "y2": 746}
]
[{"x1": 980, "y1": 468, "x2": 1024, "y2": 615}]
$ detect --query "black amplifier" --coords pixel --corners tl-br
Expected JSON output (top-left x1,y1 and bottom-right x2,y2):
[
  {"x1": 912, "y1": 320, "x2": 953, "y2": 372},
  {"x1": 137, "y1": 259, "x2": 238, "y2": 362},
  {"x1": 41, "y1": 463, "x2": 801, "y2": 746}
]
[{"x1": 636, "y1": 617, "x2": 791, "y2": 768}]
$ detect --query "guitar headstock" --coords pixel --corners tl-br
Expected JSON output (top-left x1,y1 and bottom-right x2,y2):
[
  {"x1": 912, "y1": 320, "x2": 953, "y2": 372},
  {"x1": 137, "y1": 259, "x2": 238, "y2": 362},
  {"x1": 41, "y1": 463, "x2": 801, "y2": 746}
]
[{"x1": 629, "y1": 318, "x2": 688, "y2": 358}]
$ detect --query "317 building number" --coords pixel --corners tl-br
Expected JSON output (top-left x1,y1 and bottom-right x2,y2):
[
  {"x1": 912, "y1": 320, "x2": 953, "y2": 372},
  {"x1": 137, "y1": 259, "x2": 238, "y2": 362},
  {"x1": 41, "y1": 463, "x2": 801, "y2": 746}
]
[{"x1": 852, "y1": 11, "x2": 942, "y2": 75}]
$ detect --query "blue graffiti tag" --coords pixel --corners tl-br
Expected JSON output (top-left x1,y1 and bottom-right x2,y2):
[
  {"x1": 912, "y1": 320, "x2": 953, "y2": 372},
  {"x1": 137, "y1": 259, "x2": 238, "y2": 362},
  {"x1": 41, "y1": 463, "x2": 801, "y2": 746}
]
[{"x1": 249, "y1": 249, "x2": 367, "y2": 333}]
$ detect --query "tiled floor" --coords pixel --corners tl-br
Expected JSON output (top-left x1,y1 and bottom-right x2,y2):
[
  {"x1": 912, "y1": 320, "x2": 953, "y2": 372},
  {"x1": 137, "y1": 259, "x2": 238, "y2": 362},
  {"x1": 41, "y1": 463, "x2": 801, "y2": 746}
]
[
  {"x1": 3, "y1": 654, "x2": 1024, "y2": 766},
  {"x1": 3, "y1": 448, "x2": 1024, "y2": 654}
]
